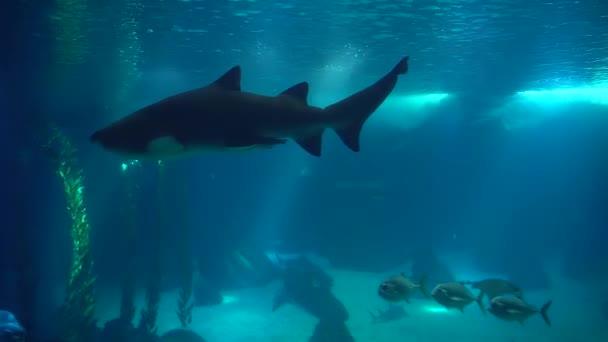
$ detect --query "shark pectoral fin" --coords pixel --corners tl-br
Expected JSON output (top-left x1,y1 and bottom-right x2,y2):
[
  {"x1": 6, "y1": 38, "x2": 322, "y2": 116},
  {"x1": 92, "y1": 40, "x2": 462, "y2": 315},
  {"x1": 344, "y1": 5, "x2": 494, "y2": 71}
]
[
  {"x1": 279, "y1": 82, "x2": 309, "y2": 104},
  {"x1": 295, "y1": 133, "x2": 323, "y2": 157},
  {"x1": 212, "y1": 65, "x2": 241, "y2": 91}
]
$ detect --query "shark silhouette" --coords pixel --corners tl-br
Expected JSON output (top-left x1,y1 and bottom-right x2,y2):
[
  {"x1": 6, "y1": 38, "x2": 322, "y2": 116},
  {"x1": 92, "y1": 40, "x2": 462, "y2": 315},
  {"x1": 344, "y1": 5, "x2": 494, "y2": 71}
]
[{"x1": 91, "y1": 56, "x2": 409, "y2": 158}]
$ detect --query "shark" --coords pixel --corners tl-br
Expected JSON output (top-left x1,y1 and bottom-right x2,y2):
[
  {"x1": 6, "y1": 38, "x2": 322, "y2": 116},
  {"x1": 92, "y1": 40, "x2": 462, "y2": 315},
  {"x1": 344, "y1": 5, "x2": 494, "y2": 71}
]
[{"x1": 90, "y1": 56, "x2": 409, "y2": 158}]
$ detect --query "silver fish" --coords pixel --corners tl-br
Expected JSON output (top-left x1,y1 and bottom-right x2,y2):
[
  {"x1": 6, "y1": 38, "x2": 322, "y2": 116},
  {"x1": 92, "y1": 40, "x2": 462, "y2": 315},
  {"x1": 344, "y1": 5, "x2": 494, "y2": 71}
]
[
  {"x1": 488, "y1": 296, "x2": 552, "y2": 326},
  {"x1": 431, "y1": 282, "x2": 486, "y2": 314}
]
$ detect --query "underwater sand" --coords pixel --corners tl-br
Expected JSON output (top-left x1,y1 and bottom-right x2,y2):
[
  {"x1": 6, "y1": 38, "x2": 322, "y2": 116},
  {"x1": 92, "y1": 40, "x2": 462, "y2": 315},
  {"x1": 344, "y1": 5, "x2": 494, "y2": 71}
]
[{"x1": 95, "y1": 268, "x2": 608, "y2": 342}]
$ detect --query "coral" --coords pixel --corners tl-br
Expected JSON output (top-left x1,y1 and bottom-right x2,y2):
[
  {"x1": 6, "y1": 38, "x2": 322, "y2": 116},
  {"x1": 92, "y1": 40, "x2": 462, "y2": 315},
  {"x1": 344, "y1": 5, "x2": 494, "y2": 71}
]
[{"x1": 44, "y1": 124, "x2": 96, "y2": 342}]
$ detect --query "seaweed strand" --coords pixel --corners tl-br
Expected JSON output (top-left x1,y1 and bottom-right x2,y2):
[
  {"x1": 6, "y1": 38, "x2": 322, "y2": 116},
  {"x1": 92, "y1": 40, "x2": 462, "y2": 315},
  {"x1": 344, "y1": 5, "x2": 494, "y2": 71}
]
[{"x1": 44, "y1": 124, "x2": 96, "y2": 342}]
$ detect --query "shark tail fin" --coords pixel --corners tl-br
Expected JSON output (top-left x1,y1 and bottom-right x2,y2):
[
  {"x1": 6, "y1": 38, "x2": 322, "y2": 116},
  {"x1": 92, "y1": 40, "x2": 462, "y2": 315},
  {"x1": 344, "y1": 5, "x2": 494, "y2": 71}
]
[
  {"x1": 325, "y1": 56, "x2": 409, "y2": 153},
  {"x1": 476, "y1": 291, "x2": 487, "y2": 316},
  {"x1": 540, "y1": 300, "x2": 552, "y2": 327}
]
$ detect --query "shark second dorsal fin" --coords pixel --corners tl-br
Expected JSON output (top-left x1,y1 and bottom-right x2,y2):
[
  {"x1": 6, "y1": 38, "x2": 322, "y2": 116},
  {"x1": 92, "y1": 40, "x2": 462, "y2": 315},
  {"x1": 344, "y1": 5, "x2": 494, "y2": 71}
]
[
  {"x1": 279, "y1": 82, "x2": 308, "y2": 104},
  {"x1": 213, "y1": 66, "x2": 241, "y2": 91}
]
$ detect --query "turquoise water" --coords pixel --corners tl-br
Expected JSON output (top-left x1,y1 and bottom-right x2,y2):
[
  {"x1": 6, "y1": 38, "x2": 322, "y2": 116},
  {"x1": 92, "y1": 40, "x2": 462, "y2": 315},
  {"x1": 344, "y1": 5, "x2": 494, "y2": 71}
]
[{"x1": 4, "y1": 0, "x2": 608, "y2": 341}]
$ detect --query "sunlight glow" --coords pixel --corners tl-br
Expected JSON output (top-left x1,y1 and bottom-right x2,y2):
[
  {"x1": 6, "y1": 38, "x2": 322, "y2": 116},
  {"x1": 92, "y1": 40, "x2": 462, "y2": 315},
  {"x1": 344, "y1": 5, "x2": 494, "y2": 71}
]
[
  {"x1": 399, "y1": 93, "x2": 451, "y2": 107},
  {"x1": 486, "y1": 84, "x2": 608, "y2": 131},
  {"x1": 221, "y1": 295, "x2": 239, "y2": 305},
  {"x1": 120, "y1": 160, "x2": 140, "y2": 172},
  {"x1": 516, "y1": 85, "x2": 608, "y2": 106},
  {"x1": 370, "y1": 92, "x2": 450, "y2": 130},
  {"x1": 422, "y1": 305, "x2": 451, "y2": 314}
]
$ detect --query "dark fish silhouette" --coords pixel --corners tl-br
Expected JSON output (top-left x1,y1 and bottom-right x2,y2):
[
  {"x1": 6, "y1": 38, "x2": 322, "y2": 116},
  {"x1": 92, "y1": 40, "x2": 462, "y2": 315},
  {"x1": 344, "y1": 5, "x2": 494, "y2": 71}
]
[
  {"x1": 378, "y1": 273, "x2": 429, "y2": 303},
  {"x1": 462, "y1": 278, "x2": 524, "y2": 301},
  {"x1": 431, "y1": 282, "x2": 486, "y2": 314},
  {"x1": 91, "y1": 57, "x2": 409, "y2": 158},
  {"x1": 488, "y1": 296, "x2": 552, "y2": 327},
  {"x1": 369, "y1": 304, "x2": 409, "y2": 323}
]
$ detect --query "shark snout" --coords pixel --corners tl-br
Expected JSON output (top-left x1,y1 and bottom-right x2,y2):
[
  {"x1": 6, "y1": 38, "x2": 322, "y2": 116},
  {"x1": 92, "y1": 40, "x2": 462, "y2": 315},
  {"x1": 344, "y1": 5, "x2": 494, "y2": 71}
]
[{"x1": 89, "y1": 128, "x2": 134, "y2": 154}]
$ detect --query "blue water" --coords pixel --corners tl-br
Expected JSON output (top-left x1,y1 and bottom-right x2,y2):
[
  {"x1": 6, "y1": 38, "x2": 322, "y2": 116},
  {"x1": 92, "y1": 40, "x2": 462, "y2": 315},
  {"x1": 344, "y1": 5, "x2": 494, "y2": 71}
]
[{"x1": 3, "y1": 0, "x2": 608, "y2": 341}]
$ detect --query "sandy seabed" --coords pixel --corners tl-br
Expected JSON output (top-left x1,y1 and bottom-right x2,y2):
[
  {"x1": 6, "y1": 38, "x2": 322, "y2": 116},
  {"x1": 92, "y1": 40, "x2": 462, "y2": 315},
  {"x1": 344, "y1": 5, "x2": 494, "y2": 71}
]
[{"x1": 94, "y1": 267, "x2": 608, "y2": 342}]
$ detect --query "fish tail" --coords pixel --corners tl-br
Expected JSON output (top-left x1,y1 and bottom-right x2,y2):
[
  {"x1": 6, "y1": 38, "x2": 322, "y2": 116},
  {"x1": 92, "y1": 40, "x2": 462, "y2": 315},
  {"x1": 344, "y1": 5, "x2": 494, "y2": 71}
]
[
  {"x1": 540, "y1": 300, "x2": 552, "y2": 327},
  {"x1": 476, "y1": 291, "x2": 487, "y2": 315},
  {"x1": 324, "y1": 56, "x2": 409, "y2": 153},
  {"x1": 418, "y1": 275, "x2": 430, "y2": 299}
]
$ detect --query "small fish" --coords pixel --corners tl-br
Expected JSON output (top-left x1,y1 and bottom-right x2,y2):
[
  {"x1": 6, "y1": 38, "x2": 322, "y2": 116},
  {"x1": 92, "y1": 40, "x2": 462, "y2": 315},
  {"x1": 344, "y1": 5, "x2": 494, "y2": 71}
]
[
  {"x1": 369, "y1": 304, "x2": 409, "y2": 323},
  {"x1": 488, "y1": 296, "x2": 552, "y2": 326},
  {"x1": 0, "y1": 310, "x2": 25, "y2": 340},
  {"x1": 378, "y1": 273, "x2": 429, "y2": 303},
  {"x1": 431, "y1": 282, "x2": 486, "y2": 314},
  {"x1": 463, "y1": 278, "x2": 523, "y2": 301}
]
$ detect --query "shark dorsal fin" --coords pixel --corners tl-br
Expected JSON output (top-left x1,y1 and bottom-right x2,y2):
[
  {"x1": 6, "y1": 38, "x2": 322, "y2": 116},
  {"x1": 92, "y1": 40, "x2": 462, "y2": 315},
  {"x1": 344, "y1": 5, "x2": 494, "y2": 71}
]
[
  {"x1": 213, "y1": 66, "x2": 241, "y2": 91},
  {"x1": 280, "y1": 82, "x2": 308, "y2": 104}
]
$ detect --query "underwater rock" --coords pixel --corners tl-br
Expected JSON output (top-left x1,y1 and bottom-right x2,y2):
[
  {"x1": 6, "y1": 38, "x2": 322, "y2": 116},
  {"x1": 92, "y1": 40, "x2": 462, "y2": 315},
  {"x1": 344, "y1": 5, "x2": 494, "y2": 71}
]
[
  {"x1": 196, "y1": 247, "x2": 278, "y2": 291},
  {"x1": 99, "y1": 319, "x2": 160, "y2": 342},
  {"x1": 273, "y1": 257, "x2": 349, "y2": 322},
  {"x1": 282, "y1": 257, "x2": 334, "y2": 289},
  {"x1": 100, "y1": 318, "x2": 134, "y2": 341},
  {"x1": 192, "y1": 280, "x2": 223, "y2": 307},
  {"x1": 160, "y1": 329, "x2": 206, "y2": 342},
  {"x1": 308, "y1": 319, "x2": 355, "y2": 342}
]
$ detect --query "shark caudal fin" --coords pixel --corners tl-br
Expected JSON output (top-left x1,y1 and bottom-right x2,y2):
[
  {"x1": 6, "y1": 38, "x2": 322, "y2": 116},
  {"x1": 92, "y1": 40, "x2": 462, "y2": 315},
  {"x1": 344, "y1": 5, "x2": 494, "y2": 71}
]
[{"x1": 325, "y1": 56, "x2": 409, "y2": 152}]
